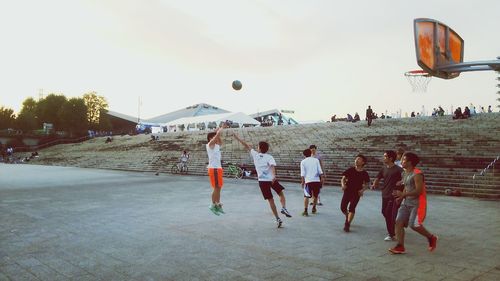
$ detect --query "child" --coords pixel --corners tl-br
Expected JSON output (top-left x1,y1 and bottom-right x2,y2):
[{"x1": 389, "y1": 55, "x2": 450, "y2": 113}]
[{"x1": 233, "y1": 133, "x2": 291, "y2": 227}]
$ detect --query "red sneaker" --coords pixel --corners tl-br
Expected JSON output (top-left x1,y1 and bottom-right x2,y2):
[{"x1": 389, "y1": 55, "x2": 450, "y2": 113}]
[
  {"x1": 389, "y1": 245, "x2": 406, "y2": 254},
  {"x1": 428, "y1": 235, "x2": 438, "y2": 252}
]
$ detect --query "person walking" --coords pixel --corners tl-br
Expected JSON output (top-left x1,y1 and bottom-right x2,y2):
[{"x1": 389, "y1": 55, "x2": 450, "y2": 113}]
[
  {"x1": 340, "y1": 154, "x2": 370, "y2": 232},
  {"x1": 371, "y1": 150, "x2": 403, "y2": 241},
  {"x1": 233, "y1": 133, "x2": 292, "y2": 227},
  {"x1": 309, "y1": 145, "x2": 325, "y2": 206},
  {"x1": 366, "y1": 106, "x2": 374, "y2": 126},
  {"x1": 300, "y1": 148, "x2": 324, "y2": 216},
  {"x1": 389, "y1": 152, "x2": 438, "y2": 254}
]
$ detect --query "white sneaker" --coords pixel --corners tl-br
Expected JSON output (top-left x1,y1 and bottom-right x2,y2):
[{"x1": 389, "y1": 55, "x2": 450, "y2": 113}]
[{"x1": 384, "y1": 235, "x2": 395, "y2": 241}]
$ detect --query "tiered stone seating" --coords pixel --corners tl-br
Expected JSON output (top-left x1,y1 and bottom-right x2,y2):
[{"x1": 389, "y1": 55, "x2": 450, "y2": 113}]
[{"x1": 29, "y1": 113, "x2": 500, "y2": 198}]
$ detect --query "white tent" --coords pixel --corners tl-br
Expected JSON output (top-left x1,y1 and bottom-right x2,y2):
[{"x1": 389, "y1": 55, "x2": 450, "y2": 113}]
[{"x1": 165, "y1": 112, "x2": 260, "y2": 131}]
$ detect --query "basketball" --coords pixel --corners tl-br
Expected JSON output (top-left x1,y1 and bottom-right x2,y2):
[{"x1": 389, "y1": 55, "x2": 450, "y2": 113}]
[{"x1": 232, "y1": 80, "x2": 242, "y2": 91}]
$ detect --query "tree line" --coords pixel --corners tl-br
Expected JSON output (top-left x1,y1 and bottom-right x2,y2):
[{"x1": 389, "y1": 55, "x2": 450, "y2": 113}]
[{"x1": 0, "y1": 92, "x2": 110, "y2": 136}]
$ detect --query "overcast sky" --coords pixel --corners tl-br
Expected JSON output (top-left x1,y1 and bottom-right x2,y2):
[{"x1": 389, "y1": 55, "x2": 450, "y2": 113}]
[{"x1": 0, "y1": 0, "x2": 499, "y2": 121}]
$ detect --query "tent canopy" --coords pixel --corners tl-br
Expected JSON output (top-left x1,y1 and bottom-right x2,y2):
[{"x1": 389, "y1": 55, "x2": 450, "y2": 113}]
[{"x1": 165, "y1": 112, "x2": 260, "y2": 131}]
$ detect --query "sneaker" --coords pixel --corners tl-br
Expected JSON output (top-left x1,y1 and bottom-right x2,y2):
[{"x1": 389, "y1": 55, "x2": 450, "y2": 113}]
[
  {"x1": 343, "y1": 222, "x2": 350, "y2": 232},
  {"x1": 280, "y1": 208, "x2": 292, "y2": 218},
  {"x1": 428, "y1": 235, "x2": 438, "y2": 252},
  {"x1": 384, "y1": 235, "x2": 396, "y2": 241},
  {"x1": 389, "y1": 244, "x2": 406, "y2": 254},
  {"x1": 209, "y1": 205, "x2": 220, "y2": 216},
  {"x1": 312, "y1": 206, "x2": 317, "y2": 214},
  {"x1": 309, "y1": 202, "x2": 314, "y2": 205},
  {"x1": 302, "y1": 211, "x2": 309, "y2": 217},
  {"x1": 155, "y1": 172, "x2": 159, "y2": 176},
  {"x1": 277, "y1": 218, "x2": 283, "y2": 228},
  {"x1": 216, "y1": 204, "x2": 225, "y2": 214},
  {"x1": 317, "y1": 202, "x2": 323, "y2": 206}
]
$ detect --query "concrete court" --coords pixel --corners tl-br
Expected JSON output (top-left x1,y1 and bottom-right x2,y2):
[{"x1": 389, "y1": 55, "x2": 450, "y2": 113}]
[{"x1": 0, "y1": 164, "x2": 499, "y2": 281}]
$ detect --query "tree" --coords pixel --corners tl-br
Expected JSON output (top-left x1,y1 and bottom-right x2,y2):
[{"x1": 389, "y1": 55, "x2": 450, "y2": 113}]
[
  {"x1": 37, "y1": 94, "x2": 67, "y2": 130},
  {"x1": 83, "y1": 92, "x2": 108, "y2": 130},
  {"x1": 0, "y1": 106, "x2": 16, "y2": 129},
  {"x1": 58, "y1": 98, "x2": 88, "y2": 136},
  {"x1": 16, "y1": 97, "x2": 39, "y2": 131}
]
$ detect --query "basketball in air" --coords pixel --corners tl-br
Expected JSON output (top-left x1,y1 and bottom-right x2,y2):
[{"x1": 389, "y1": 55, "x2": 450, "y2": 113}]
[{"x1": 232, "y1": 80, "x2": 242, "y2": 91}]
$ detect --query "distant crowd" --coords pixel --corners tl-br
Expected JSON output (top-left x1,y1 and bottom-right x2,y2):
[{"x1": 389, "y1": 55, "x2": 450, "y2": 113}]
[{"x1": 330, "y1": 104, "x2": 496, "y2": 125}]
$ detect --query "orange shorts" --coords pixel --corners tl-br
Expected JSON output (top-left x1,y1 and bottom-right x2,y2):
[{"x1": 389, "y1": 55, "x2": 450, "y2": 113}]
[{"x1": 208, "y1": 168, "x2": 224, "y2": 188}]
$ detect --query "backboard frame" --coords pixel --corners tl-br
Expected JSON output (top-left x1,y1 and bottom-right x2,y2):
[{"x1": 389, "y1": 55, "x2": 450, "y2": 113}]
[{"x1": 413, "y1": 18, "x2": 500, "y2": 79}]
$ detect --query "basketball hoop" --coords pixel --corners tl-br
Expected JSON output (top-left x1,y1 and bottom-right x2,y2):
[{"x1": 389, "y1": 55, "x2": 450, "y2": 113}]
[{"x1": 405, "y1": 70, "x2": 432, "y2": 92}]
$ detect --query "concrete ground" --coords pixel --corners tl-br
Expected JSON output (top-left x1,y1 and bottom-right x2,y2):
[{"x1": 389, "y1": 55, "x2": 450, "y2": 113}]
[{"x1": 1, "y1": 164, "x2": 499, "y2": 281}]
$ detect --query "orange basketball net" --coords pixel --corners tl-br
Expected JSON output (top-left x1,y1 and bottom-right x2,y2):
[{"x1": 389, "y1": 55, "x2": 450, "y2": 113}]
[{"x1": 405, "y1": 70, "x2": 432, "y2": 92}]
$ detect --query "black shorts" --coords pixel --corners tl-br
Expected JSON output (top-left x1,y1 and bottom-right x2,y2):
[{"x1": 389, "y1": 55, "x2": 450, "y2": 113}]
[
  {"x1": 304, "y1": 182, "x2": 321, "y2": 198},
  {"x1": 259, "y1": 180, "x2": 285, "y2": 200}
]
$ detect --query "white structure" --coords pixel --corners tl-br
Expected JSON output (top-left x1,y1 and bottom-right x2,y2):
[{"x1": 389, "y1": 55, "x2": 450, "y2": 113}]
[{"x1": 166, "y1": 112, "x2": 260, "y2": 132}]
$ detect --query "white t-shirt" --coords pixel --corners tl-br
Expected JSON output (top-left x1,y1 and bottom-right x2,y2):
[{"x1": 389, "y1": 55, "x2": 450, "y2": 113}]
[
  {"x1": 250, "y1": 149, "x2": 276, "y2": 182},
  {"x1": 206, "y1": 144, "x2": 222, "y2": 168},
  {"x1": 300, "y1": 157, "x2": 323, "y2": 183}
]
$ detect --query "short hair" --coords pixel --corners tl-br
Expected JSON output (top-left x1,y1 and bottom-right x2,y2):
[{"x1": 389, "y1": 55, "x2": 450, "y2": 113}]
[
  {"x1": 396, "y1": 147, "x2": 405, "y2": 155},
  {"x1": 259, "y1": 141, "x2": 269, "y2": 153},
  {"x1": 385, "y1": 150, "x2": 397, "y2": 162},
  {"x1": 207, "y1": 132, "x2": 216, "y2": 142},
  {"x1": 309, "y1": 145, "x2": 317, "y2": 149},
  {"x1": 403, "y1": 152, "x2": 420, "y2": 166},
  {"x1": 356, "y1": 154, "x2": 367, "y2": 164},
  {"x1": 303, "y1": 149, "x2": 312, "y2": 157}
]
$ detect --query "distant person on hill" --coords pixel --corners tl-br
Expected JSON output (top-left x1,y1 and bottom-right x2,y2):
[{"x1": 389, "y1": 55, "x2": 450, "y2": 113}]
[
  {"x1": 389, "y1": 152, "x2": 438, "y2": 254},
  {"x1": 340, "y1": 154, "x2": 370, "y2": 232},
  {"x1": 480, "y1": 106, "x2": 486, "y2": 113},
  {"x1": 353, "y1": 113, "x2": 360, "y2": 122},
  {"x1": 463, "y1": 106, "x2": 471, "y2": 118},
  {"x1": 300, "y1": 148, "x2": 324, "y2": 216},
  {"x1": 471, "y1": 106, "x2": 477, "y2": 116},
  {"x1": 331, "y1": 115, "x2": 337, "y2": 122},
  {"x1": 366, "y1": 106, "x2": 374, "y2": 126},
  {"x1": 453, "y1": 107, "x2": 463, "y2": 120},
  {"x1": 347, "y1": 113, "x2": 353, "y2": 122},
  {"x1": 206, "y1": 126, "x2": 226, "y2": 215},
  {"x1": 309, "y1": 145, "x2": 325, "y2": 206},
  {"x1": 233, "y1": 133, "x2": 292, "y2": 228},
  {"x1": 371, "y1": 150, "x2": 403, "y2": 242},
  {"x1": 488, "y1": 105, "x2": 492, "y2": 113},
  {"x1": 438, "y1": 106, "x2": 445, "y2": 116},
  {"x1": 381, "y1": 113, "x2": 386, "y2": 119},
  {"x1": 411, "y1": 112, "x2": 416, "y2": 118}
]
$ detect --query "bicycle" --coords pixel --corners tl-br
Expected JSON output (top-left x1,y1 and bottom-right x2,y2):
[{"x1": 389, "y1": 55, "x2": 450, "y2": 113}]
[
  {"x1": 171, "y1": 162, "x2": 189, "y2": 174},
  {"x1": 226, "y1": 163, "x2": 243, "y2": 179}
]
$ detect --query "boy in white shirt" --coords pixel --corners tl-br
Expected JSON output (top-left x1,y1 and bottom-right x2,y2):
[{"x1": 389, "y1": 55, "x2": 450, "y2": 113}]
[
  {"x1": 300, "y1": 149, "x2": 324, "y2": 216},
  {"x1": 233, "y1": 133, "x2": 292, "y2": 228}
]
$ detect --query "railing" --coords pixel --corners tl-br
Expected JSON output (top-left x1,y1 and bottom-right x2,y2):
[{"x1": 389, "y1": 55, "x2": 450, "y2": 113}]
[
  {"x1": 472, "y1": 155, "x2": 499, "y2": 198},
  {"x1": 13, "y1": 136, "x2": 91, "y2": 152}
]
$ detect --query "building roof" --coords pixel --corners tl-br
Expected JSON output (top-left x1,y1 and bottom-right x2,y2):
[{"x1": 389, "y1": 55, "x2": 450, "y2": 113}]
[
  {"x1": 146, "y1": 103, "x2": 229, "y2": 123},
  {"x1": 106, "y1": 110, "x2": 139, "y2": 124},
  {"x1": 166, "y1": 112, "x2": 260, "y2": 127}
]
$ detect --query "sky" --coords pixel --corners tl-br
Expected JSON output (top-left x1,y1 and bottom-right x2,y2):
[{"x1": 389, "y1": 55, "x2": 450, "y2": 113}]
[{"x1": 0, "y1": 0, "x2": 499, "y2": 122}]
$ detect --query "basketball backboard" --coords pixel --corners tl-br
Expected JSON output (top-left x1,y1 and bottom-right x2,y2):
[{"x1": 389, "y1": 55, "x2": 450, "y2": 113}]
[
  {"x1": 413, "y1": 18, "x2": 500, "y2": 79},
  {"x1": 414, "y1": 18, "x2": 464, "y2": 79}
]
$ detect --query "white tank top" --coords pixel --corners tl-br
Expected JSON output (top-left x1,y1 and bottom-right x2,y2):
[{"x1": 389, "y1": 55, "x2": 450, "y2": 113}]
[{"x1": 206, "y1": 144, "x2": 222, "y2": 168}]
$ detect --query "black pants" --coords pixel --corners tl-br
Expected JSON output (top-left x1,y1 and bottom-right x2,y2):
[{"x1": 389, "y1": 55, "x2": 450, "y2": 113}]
[
  {"x1": 382, "y1": 197, "x2": 396, "y2": 237},
  {"x1": 340, "y1": 192, "x2": 360, "y2": 214}
]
